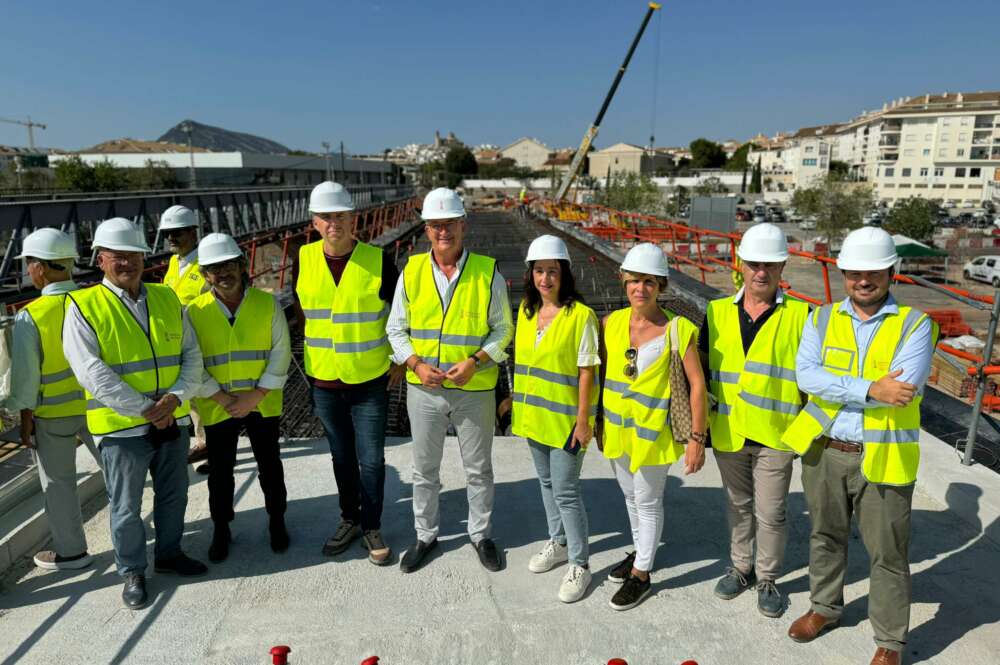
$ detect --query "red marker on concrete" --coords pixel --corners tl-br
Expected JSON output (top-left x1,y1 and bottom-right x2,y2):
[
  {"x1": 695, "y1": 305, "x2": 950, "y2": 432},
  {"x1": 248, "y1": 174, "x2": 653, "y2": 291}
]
[
  {"x1": 270, "y1": 645, "x2": 291, "y2": 665},
  {"x1": 360, "y1": 658, "x2": 380, "y2": 665}
]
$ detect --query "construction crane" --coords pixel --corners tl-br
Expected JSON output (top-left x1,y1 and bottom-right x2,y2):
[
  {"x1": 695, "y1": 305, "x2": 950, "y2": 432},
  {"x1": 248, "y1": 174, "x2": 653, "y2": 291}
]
[
  {"x1": 555, "y1": 2, "x2": 662, "y2": 201},
  {"x1": 0, "y1": 115, "x2": 47, "y2": 151}
]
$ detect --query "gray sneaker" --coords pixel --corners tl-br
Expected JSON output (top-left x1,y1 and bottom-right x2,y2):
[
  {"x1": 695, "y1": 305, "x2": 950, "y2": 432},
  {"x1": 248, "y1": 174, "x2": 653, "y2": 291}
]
[
  {"x1": 322, "y1": 521, "x2": 361, "y2": 556},
  {"x1": 757, "y1": 580, "x2": 784, "y2": 618},
  {"x1": 714, "y1": 567, "x2": 756, "y2": 600}
]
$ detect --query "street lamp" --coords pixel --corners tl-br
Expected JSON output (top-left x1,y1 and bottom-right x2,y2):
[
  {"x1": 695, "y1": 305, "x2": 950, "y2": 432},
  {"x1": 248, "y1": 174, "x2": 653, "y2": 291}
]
[
  {"x1": 181, "y1": 121, "x2": 197, "y2": 189},
  {"x1": 321, "y1": 141, "x2": 332, "y2": 181}
]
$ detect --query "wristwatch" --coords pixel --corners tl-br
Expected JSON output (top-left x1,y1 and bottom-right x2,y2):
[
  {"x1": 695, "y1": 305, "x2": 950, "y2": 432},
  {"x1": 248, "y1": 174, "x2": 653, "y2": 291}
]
[{"x1": 471, "y1": 354, "x2": 482, "y2": 369}]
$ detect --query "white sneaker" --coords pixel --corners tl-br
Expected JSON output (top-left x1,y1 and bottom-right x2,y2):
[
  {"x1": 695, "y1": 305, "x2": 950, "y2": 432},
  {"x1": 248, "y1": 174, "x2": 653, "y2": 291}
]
[
  {"x1": 558, "y1": 565, "x2": 592, "y2": 603},
  {"x1": 528, "y1": 540, "x2": 568, "y2": 573}
]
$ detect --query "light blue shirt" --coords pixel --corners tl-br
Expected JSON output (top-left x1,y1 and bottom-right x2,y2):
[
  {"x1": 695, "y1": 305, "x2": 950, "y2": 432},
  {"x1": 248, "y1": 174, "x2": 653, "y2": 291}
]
[
  {"x1": 6, "y1": 280, "x2": 80, "y2": 413},
  {"x1": 795, "y1": 294, "x2": 934, "y2": 444}
]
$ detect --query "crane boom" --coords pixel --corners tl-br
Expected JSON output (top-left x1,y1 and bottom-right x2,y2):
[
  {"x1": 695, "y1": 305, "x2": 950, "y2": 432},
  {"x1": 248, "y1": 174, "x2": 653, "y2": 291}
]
[
  {"x1": 0, "y1": 116, "x2": 47, "y2": 151},
  {"x1": 555, "y1": 2, "x2": 662, "y2": 202}
]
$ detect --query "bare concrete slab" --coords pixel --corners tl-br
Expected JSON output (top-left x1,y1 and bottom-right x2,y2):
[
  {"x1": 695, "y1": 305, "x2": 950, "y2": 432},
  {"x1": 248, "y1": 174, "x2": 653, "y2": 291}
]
[{"x1": 1, "y1": 435, "x2": 998, "y2": 665}]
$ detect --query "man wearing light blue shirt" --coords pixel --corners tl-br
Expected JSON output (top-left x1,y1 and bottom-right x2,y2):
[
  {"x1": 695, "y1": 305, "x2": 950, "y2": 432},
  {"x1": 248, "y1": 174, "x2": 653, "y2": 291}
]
[{"x1": 786, "y1": 228, "x2": 935, "y2": 665}]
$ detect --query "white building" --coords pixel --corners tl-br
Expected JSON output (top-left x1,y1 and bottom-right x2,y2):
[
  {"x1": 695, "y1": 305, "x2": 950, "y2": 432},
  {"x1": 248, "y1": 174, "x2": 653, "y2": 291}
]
[{"x1": 500, "y1": 137, "x2": 551, "y2": 171}]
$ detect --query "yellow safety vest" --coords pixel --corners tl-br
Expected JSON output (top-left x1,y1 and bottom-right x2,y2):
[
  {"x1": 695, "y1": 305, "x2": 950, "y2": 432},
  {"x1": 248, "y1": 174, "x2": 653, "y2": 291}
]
[
  {"x1": 24, "y1": 293, "x2": 86, "y2": 419},
  {"x1": 705, "y1": 295, "x2": 809, "y2": 452},
  {"x1": 403, "y1": 252, "x2": 499, "y2": 391},
  {"x1": 295, "y1": 241, "x2": 391, "y2": 383},
  {"x1": 164, "y1": 253, "x2": 206, "y2": 306},
  {"x1": 781, "y1": 302, "x2": 936, "y2": 486},
  {"x1": 602, "y1": 307, "x2": 696, "y2": 472},
  {"x1": 188, "y1": 287, "x2": 283, "y2": 426},
  {"x1": 512, "y1": 301, "x2": 598, "y2": 448},
  {"x1": 68, "y1": 283, "x2": 192, "y2": 435}
]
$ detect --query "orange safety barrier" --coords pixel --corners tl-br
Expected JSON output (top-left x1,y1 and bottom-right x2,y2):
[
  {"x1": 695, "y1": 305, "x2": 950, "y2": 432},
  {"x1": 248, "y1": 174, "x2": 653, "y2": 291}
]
[{"x1": 3, "y1": 197, "x2": 419, "y2": 316}]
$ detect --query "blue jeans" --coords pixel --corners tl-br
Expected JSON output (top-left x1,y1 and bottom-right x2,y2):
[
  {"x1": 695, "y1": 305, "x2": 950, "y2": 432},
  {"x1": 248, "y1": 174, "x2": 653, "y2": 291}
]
[
  {"x1": 312, "y1": 377, "x2": 388, "y2": 531},
  {"x1": 100, "y1": 429, "x2": 190, "y2": 576},
  {"x1": 528, "y1": 439, "x2": 589, "y2": 566}
]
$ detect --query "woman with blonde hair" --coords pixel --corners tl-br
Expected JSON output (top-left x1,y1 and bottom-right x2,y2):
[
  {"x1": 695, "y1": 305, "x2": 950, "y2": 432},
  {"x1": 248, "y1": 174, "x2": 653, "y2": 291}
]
[{"x1": 598, "y1": 243, "x2": 708, "y2": 611}]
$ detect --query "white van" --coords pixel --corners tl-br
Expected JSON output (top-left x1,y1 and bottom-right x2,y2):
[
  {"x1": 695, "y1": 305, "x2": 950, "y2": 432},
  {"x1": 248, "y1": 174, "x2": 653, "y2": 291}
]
[{"x1": 963, "y1": 255, "x2": 1000, "y2": 286}]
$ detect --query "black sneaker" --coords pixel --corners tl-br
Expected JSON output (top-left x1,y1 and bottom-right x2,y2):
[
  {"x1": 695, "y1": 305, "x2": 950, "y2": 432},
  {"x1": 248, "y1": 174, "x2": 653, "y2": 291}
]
[
  {"x1": 475, "y1": 538, "x2": 502, "y2": 572},
  {"x1": 756, "y1": 580, "x2": 784, "y2": 618},
  {"x1": 400, "y1": 539, "x2": 438, "y2": 574},
  {"x1": 607, "y1": 551, "x2": 636, "y2": 584},
  {"x1": 208, "y1": 524, "x2": 231, "y2": 563},
  {"x1": 609, "y1": 574, "x2": 652, "y2": 611},
  {"x1": 714, "y1": 566, "x2": 756, "y2": 600},
  {"x1": 269, "y1": 517, "x2": 290, "y2": 553},
  {"x1": 322, "y1": 520, "x2": 361, "y2": 556},
  {"x1": 154, "y1": 552, "x2": 209, "y2": 577}
]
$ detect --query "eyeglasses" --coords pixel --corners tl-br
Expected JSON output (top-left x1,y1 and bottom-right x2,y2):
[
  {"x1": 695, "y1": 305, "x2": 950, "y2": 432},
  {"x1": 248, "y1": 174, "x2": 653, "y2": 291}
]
[
  {"x1": 624, "y1": 347, "x2": 638, "y2": 378},
  {"x1": 426, "y1": 221, "x2": 460, "y2": 234},
  {"x1": 164, "y1": 228, "x2": 192, "y2": 239}
]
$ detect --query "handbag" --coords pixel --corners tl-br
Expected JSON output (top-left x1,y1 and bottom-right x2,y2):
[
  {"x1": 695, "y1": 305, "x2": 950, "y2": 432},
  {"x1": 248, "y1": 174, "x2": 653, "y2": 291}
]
[{"x1": 668, "y1": 316, "x2": 693, "y2": 444}]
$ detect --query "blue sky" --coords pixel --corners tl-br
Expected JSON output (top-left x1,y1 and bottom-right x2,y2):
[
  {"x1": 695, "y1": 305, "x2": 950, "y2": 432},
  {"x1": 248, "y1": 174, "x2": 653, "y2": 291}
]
[{"x1": 2, "y1": 0, "x2": 998, "y2": 154}]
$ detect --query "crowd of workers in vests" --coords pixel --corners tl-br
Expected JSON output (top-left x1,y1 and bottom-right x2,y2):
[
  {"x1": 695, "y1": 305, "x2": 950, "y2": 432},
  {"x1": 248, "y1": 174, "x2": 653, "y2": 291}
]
[{"x1": 7, "y1": 181, "x2": 934, "y2": 665}]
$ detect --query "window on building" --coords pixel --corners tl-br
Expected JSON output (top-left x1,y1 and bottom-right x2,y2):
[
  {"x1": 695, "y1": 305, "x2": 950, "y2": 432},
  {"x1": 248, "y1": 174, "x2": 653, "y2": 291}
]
[
  {"x1": 959, "y1": 133, "x2": 967, "y2": 142},
  {"x1": 957, "y1": 148, "x2": 965, "y2": 156},
  {"x1": 905, "y1": 134, "x2": 915, "y2": 142},
  {"x1": 902, "y1": 168, "x2": 912, "y2": 177},
  {"x1": 903, "y1": 148, "x2": 915, "y2": 156},
  {"x1": 924, "y1": 133, "x2": 932, "y2": 141},
  {"x1": 942, "y1": 118, "x2": 952, "y2": 126},
  {"x1": 923, "y1": 149, "x2": 931, "y2": 156},
  {"x1": 885, "y1": 167, "x2": 895, "y2": 177},
  {"x1": 934, "y1": 167, "x2": 944, "y2": 176},
  {"x1": 802, "y1": 158, "x2": 817, "y2": 166},
  {"x1": 971, "y1": 168, "x2": 982, "y2": 177},
  {"x1": 805, "y1": 146, "x2": 814, "y2": 153},
  {"x1": 938, "y1": 148, "x2": 947, "y2": 157},
  {"x1": 920, "y1": 167, "x2": 929, "y2": 176},
  {"x1": 961, "y1": 117, "x2": 970, "y2": 126},
  {"x1": 941, "y1": 134, "x2": 949, "y2": 142},
  {"x1": 956, "y1": 167, "x2": 966, "y2": 177}
]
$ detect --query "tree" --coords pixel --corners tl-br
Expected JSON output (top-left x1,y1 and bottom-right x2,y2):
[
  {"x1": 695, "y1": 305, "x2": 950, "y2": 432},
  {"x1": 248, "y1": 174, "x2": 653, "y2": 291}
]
[
  {"x1": 792, "y1": 173, "x2": 874, "y2": 245},
  {"x1": 689, "y1": 138, "x2": 726, "y2": 169},
  {"x1": 665, "y1": 184, "x2": 689, "y2": 216},
  {"x1": 829, "y1": 160, "x2": 850, "y2": 178},
  {"x1": 444, "y1": 146, "x2": 477, "y2": 187},
  {"x1": 724, "y1": 143, "x2": 753, "y2": 172},
  {"x1": 477, "y1": 157, "x2": 533, "y2": 180},
  {"x1": 884, "y1": 197, "x2": 937, "y2": 241},
  {"x1": 91, "y1": 160, "x2": 127, "y2": 191},
  {"x1": 54, "y1": 156, "x2": 96, "y2": 191},
  {"x1": 693, "y1": 176, "x2": 728, "y2": 197},
  {"x1": 128, "y1": 160, "x2": 180, "y2": 190},
  {"x1": 595, "y1": 172, "x2": 663, "y2": 216},
  {"x1": 749, "y1": 158, "x2": 762, "y2": 194}
]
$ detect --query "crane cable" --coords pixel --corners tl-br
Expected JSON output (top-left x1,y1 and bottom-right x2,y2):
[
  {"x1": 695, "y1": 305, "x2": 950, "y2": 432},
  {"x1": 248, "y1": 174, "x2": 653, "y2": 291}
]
[{"x1": 648, "y1": 8, "x2": 662, "y2": 150}]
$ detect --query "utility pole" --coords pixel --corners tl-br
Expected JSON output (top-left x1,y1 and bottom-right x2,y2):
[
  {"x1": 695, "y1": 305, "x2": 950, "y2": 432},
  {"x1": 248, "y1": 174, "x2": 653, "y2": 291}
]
[
  {"x1": 321, "y1": 141, "x2": 332, "y2": 181},
  {"x1": 0, "y1": 116, "x2": 47, "y2": 151},
  {"x1": 339, "y1": 141, "x2": 346, "y2": 183},
  {"x1": 181, "y1": 121, "x2": 197, "y2": 188}
]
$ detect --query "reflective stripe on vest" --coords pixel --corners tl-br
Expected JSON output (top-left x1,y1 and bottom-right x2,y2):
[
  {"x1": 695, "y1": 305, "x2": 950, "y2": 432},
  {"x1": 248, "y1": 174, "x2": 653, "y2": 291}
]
[
  {"x1": 188, "y1": 287, "x2": 283, "y2": 426},
  {"x1": 68, "y1": 283, "x2": 191, "y2": 435},
  {"x1": 780, "y1": 303, "x2": 936, "y2": 485},
  {"x1": 601, "y1": 307, "x2": 694, "y2": 472},
  {"x1": 403, "y1": 252, "x2": 498, "y2": 391},
  {"x1": 163, "y1": 254, "x2": 206, "y2": 306},
  {"x1": 705, "y1": 296, "x2": 809, "y2": 452},
  {"x1": 25, "y1": 293, "x2": 86, "y2": 418},
  {"x1": 511, "y1": 302, "x2": 598, "y2": 449},
  {"x1": 295, "y1": 241, "x2": 391, "y2": 383}
]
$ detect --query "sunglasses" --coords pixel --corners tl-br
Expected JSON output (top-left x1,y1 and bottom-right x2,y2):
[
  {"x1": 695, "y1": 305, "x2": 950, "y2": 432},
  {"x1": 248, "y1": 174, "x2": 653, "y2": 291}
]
[
  {"x1": 624, "y1": 347, "x2": 638, "y2": 378},
  {"x1": 164, "y1": 228, "x2": 193, "y2": 239}
]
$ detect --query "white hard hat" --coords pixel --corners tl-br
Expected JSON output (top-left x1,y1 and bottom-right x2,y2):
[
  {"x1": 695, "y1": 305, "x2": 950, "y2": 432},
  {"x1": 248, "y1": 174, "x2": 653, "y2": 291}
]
[
  {"x1": 421, "y1": 187, "x2": 466, "y2": 221},
  {"x1": 16, "y1": 228, "x2": 79, "y2": 260},
  {"x1": 525, "y1": 235, "x2": 571, "y2": 265},
  {"x1": 93, "y1": 218, "x2": 151, "y2": 253},
  {"x1": 737, "y1": 223, "x2": 788, "y2": 262},
  {"x1": 621, "y1": 242, "x2": 669, "y2": 277},
  {"x1": 837, "y1": 227, "x2": 898, "y2": 271},
  {"x1": 309, "y1": 181, "x2": 355, "y2": 213},
  {"x1": 198, "y1": 233, "x2": 243, "y2": 266},
  {"x1": 159, "y1": 205, "x2": 198, "y2": 230}
]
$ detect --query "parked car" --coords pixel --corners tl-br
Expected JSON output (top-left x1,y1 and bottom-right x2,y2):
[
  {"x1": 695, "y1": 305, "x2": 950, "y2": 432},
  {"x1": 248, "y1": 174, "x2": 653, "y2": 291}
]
[
  {"x1": 862, "y1": 212, "x2": 883, "y2": 227},
  {"x1": 735, "y1": 209, "x2": 751, "y2": 222},
  {"x1": 799, "y1": 216, "x2": 817, "y2": 230},
  {"x1": 963, "y1": 255, "x2": 1000, "y2": 286},
  {"x1": 752, "y1": 212, "x2": 767, "y2": 224}
]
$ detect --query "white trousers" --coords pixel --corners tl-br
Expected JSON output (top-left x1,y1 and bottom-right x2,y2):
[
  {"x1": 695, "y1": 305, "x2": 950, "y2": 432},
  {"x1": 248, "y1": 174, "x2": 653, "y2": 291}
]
[{"x1": 611, "y1": 455, "x2": 670, "y2": 572}]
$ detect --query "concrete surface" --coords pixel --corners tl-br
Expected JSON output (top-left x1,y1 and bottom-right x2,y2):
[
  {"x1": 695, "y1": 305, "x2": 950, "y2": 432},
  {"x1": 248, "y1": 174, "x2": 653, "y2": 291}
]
[{"x1": 1, "y1": 434, "x2": 999, "y2": 665}]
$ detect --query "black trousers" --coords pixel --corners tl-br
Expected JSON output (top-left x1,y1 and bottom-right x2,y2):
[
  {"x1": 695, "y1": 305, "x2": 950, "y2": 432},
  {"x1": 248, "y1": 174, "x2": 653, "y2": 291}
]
[{"x1": 206, "y1": 412, "x2": 287, "y2": 524}]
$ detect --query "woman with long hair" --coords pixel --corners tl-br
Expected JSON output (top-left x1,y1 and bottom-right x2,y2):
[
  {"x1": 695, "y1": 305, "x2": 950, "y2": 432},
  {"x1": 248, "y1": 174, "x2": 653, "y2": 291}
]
[
  {"x1": 598, "y1": 243, "x2": 707, "y2": 611},
  {"x1": 512, "y1": 235, "x2": 599, "y2": 603}
]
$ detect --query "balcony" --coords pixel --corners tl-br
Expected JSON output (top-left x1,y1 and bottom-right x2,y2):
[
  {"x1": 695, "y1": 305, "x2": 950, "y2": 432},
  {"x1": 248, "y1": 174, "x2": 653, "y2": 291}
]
[
  {"x1": 879, "y1": 137, "x2": 900, "y2": 147},
  {"x1": 880, "y1": 121, "x2": 903, "y2": 133}
]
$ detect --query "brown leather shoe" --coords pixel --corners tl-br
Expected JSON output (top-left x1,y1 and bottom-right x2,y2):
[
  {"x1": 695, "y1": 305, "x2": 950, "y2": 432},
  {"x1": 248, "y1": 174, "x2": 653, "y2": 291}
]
[
  {"x1": 870, "y1": 647, "x2": 900, "y2": 665},
  {"x1": 788, "y1": 610, "x2": 839, "y2": 643},
  {"x1": 187, "y1": 442, "x2": 209, "y2": 464}
]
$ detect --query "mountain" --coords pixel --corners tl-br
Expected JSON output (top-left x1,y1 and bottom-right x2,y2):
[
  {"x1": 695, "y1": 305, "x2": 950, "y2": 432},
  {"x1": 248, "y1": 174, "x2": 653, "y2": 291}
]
[{"x1": 157, "y1": 119, "x2": 290, "y2": 154}]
